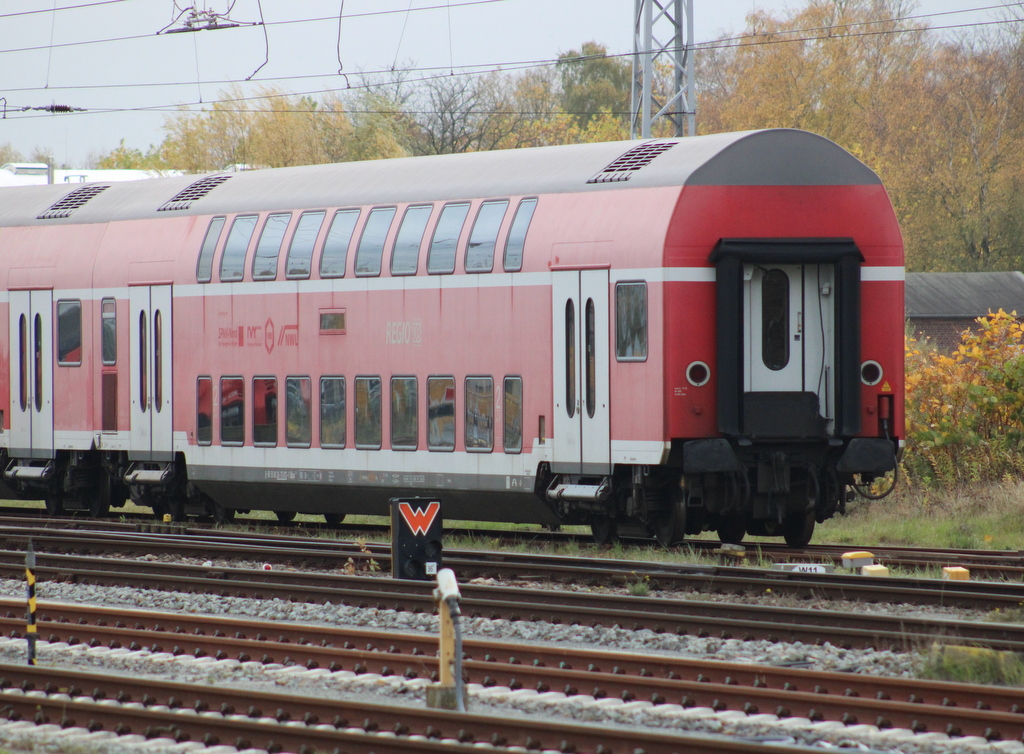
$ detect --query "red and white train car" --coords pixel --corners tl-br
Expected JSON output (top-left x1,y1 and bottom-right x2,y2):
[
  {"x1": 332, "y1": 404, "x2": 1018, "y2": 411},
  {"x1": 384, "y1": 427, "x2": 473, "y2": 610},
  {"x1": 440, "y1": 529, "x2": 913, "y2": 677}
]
[{"x1": 0, "y1": 129, "x2": 903, "y2": 546}]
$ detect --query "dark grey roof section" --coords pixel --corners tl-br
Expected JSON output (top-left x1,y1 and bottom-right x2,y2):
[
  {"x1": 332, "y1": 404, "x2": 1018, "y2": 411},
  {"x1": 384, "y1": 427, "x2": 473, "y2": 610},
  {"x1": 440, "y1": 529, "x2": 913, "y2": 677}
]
[
  {"x1": 685, "y1": 129, "x2": 881, "y2": 186},
  {"x1": 158, "y1": 174, "x2": 231, "y2": 211},
  {"x1": 37, "y1": 184, "x2": 110, "y2": 219},
  {"x1": 587, "y1": 141, "x2": 676, "y2": 183},
  {"x1": 906, "y1": 272, "x2": 1024, "y2": 318},
  {"x1": 0, "y1": 129, "x2": 882, "y2": 228}
]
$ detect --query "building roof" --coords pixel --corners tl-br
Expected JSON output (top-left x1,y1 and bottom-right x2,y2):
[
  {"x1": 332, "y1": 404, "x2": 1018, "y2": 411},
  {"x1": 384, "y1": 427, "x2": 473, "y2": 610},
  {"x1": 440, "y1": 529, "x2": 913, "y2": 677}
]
[
  {"x1": 906, "y1": 271, "x2": 1024, "y2": 318},
  {"x1": 0, "y1": 129, "x2": 880, "y2": 227}
]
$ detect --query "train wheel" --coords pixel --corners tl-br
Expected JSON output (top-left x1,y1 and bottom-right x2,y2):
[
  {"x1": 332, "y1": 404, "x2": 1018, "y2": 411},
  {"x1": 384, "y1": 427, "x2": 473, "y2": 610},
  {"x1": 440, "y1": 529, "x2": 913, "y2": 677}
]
[
  {"x1": 717, "y1": 517, "x2": 747, "y2": 545},
  {"x1": 275, "y1": 511, "x2": 296, "y2": 523},
  {"x1": 590, "y1": 515, "x2": 618, "y2": 545},
  {"x1": 44, "y1": 494, "x2": 63, "y2": 516},
  {"x1": 655, "y1": 492, "x2": 686, "y2": 548},
  {"x1": 782, "y1": 511, "x2": 815, "y2": 548},
  {"x1": 213, "y1": 503, "x2": 235, "y2": 524},
  {"x1": 323, "y1": 513, "x2": 345, "y2": 525}
]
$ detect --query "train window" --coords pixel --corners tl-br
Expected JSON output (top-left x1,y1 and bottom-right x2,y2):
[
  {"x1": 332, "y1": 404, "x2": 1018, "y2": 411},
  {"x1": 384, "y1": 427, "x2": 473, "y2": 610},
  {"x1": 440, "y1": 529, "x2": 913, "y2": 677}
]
[
  {"x1": 56, "y1": 300, "x2": 82, "y2": 366},
  {"x1": 465, "y1": 200, "x2": 508, "y2": 273},
  {"x1": 319, "y1": 309, "x2": 346, "y2": 333},
  {"x1": 427, "y1": 202, "x2": 469, "y2": 274},
  {"x1": 504, "y1": 376, "x2": 523, "y2": 453},
  {"x1": 286, "y1": 376, "x2": 312, "y2": 447},
  {"x1": 138, "y1": 311, "x2": 147, "y2": 412},
  {"x1": 252, "y1": 212, "x2": 292, "y2": 281},
  {"x1": 34, "y1": 313, "x2": 43, "y2": 412},
  {"x1": 197, "y1": 377, "x2": 213, "y2": 446},
  {"x1": 565, "y1": 300, "x2": 576, "y2": 418},
  {"x1": 615, "y1": 282, "x2": 648, "y2": 361},
  {"x1": 285, "y1": 211, "x2": 326, "y2": 279},
  {"x1": 320, "y1": 209, "x2": 359, "y2": 278},
  {"x1": 220, "y1": 377, "x2": 244, "y2": 446},
  {"x1": 391, "y1": 205, "x2": 432, "y2": 276},
  {"x1": 762, "y1": 269, "x2": 790, "y2": 371},
  {"x1": 253, "y1": 377, "x2": 278, "y2": 446},
  {"x1": 101, "y1": 298, "x2": 116, "y2": 366},
  {"x1": 427, "y1": 376, "x2": 455, "y2": 451},
  {"x1": 196, "y1": 216, "x2": 225, "y2": 283},
  {"x1": 355, "y1": 207, "x2": 397, "y2": 277},
  {"x1": 354, "y1": 376, "x2": 382, "y2": 449},
  {"x1": 585, "y1": 299, "x2": 596, "y2": 418},
  {"x1": 503, "y1": 198, "x2": 536, "y2": 272},
  {"x1": 154, "y1": 310, "x2": 163, "y2": 411},
  {"x1": 320, "y1": 376, "x2": 346, "y2": 448},
  {"x1": 18, "y1": 315, "x2": 27, "y2": 412},
  {"x1": 465, "y1": 377, "x2": 493, "y2": 452},
  {"x1": 220, "y1": 214, "x2": 258, "y2": 282},
  {"x1": 391, "y1": 377, "x2": 418, "y2": 450}
]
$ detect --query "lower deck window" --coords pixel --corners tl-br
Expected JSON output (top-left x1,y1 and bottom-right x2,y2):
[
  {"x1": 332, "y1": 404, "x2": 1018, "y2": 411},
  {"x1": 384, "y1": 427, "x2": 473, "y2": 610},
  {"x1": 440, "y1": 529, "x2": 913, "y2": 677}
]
[
  {"x1": 197, "y1": 377, "x2": 212, "y2": 445},
  {"x1": 221, "y1": 377, "x2": 244, "y2": 445},
  {"x1": 286, "y1": 377, "x2": 312, "y2": 447},
  {"x1": 391, "y1": 377, "x2": 418, "y2": 449},
  {"x1": 465, "y1": 377, "x2": 493, "y2": 451},
  {"x1": 253, "y1": 377, "x2": 278, "y2": 445},
  {"x1": 427, "y1": 377, "x2": 455, "y2": 451},
  {"x1": 320, "y1": 377, "x2": 346, "y2": 447},
  {"x1": 503, "y1": 376, "x2": 523, "y2": 453},
  {"x1": 354, "y1": 376, "x2": 382, "y2": 448}
]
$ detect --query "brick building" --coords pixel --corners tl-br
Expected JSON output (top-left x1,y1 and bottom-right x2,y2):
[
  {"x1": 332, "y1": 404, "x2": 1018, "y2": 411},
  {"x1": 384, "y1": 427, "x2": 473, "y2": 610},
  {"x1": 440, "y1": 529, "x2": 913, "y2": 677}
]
[{"x1": 906, "y1": 271, "x2": 1024, "y2": 351}]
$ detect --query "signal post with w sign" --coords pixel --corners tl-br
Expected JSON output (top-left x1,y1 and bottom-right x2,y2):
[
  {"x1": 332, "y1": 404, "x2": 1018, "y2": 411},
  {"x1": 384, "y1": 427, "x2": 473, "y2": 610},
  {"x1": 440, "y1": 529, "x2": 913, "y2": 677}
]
[{"x1": 390, "y1": 498, "x2": 443, "y2": 580}]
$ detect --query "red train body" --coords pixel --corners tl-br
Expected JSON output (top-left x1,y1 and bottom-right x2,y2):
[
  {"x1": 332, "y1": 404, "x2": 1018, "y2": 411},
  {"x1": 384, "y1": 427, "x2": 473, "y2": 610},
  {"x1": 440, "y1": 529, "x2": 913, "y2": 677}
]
[{"x1": 0, "y1": 130, "x2": 903, "y2": 545}]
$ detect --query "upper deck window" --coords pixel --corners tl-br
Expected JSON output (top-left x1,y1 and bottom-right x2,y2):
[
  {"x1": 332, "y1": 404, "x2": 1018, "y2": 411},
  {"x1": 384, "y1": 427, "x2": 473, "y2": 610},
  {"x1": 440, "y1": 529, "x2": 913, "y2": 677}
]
[
  {"x1": 355, "y1": 207, "x2": 397, "y2": 277},
  {"x1": 615, "y1": 282, "x2": 648, "y2": 361},
  {"x1": 196, "y1": 216, "x2": 225, "y2": 283},
  {"x1": 503, "y1": 198, "x2": 536, "y2": 272},
  {"x1": 220, "y1": 214, "x2": 258, "y2": 282},
  {"x1": 320, "y1": 209, "x2": 359, "y2": 278},
  {"x1": 390, "y1": 205, "x2": 432, "y2": 276},
  {"x1": 285, "y1": 211, "x2": 326, "y2": 279},
  {"x1": 465, "y1": 200, "x2": 508, "y2": 273},
  {"x1": 252, "y1": 212, "x2": 292, "y2": 281},
  {"x1": 427, "y1": 202, "x2": 469, "y2": 274}
]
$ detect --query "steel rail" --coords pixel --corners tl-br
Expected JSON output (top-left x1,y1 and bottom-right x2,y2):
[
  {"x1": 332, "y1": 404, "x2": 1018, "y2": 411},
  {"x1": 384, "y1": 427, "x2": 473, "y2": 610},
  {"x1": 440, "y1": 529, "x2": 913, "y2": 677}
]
[
  {"x1": 0, "y1": 663, "x2": 824, "y2": 754},
  {"x1": 3, "y1": 526, "x2": 1024, "y2": 613},
  {"x1": 3, "y1": 549, "x2": 1024, "y2": 651},
  {"x1": 2, "y1": 600, "x2": 1023, "y2": 740}
]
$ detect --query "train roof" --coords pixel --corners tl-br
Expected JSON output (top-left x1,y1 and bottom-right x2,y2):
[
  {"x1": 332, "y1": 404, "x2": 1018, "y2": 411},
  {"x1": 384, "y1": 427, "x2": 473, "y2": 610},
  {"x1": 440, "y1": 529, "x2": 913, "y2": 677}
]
[{"x1": 0, "y1": 129, "x2": 880, "y2": 228}]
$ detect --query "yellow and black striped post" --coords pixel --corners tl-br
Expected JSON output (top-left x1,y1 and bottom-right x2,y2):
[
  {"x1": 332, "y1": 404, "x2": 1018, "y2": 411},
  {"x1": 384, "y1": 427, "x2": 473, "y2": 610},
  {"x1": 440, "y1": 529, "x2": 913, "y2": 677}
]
[{"x1": 25, "y1": 539, "x2": 36, "y2": 665}]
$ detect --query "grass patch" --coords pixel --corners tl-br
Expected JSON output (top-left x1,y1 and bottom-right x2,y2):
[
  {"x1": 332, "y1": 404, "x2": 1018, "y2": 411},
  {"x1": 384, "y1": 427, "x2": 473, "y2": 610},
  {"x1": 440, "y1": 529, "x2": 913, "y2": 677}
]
[{"x1": 921, "y1": 644, "x2": 1024, "y2": 686}]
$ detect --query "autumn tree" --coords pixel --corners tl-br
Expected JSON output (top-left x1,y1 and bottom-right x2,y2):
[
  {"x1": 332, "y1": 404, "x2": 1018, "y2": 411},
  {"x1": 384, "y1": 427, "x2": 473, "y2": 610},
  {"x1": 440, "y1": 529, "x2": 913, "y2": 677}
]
[
  {"x1": 0, "y1": 143, "x2": 24, "y2": 165},
  {"x1": 557, "y1": 42, "x2": 631, "y2": 129}
]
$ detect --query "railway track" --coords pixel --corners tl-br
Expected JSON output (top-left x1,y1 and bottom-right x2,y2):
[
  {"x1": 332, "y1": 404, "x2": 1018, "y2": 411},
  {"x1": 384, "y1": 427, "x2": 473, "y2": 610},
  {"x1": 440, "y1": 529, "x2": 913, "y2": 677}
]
[
  {"x1": 3, "y1": 543, "x2": 1024, "y2": 653},
  {"x1": 3, "y1": 524, "x2": 1024, "y2": 616},
  {"x1": 2, "y1": 601, "x2": 1023, "y2": 742},
  {"x1": 3, "y1": 510, "x2": 1024, "y2": 581}
]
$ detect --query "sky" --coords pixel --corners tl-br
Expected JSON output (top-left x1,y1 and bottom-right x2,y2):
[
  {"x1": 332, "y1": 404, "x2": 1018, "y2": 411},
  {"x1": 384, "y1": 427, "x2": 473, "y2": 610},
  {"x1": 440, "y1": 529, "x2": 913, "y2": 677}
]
[{"x1": 0, "y1": 0, "x2": 1019, "y2": 167}]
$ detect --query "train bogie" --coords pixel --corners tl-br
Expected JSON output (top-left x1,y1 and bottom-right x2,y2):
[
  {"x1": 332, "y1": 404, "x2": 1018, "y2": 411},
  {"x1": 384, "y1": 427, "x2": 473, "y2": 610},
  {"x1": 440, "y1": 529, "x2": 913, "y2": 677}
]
[{"x1": 0, "y1": 129, "x2": 903, "y2": 546}]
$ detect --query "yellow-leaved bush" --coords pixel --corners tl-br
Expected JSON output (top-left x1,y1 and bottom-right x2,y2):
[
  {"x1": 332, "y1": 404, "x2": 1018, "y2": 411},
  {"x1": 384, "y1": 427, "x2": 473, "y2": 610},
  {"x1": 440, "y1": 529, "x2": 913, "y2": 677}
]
[{"x1": 904, "y1": 310, "x2": 1024, "y2": 487}]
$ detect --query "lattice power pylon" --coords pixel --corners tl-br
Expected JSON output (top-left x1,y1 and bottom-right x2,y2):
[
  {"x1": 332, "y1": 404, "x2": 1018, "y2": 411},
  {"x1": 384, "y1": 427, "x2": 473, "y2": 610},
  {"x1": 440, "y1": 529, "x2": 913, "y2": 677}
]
[{"x1": 631, "y1": 0, "x2": 695, "y2": 138}]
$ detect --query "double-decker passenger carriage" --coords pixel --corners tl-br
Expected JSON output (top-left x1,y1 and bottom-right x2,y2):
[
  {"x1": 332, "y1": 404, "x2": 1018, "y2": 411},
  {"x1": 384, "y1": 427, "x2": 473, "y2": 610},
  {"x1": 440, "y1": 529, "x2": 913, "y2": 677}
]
[{"x1": 0, "y1": 129, "x2": 903, "y2": 546}]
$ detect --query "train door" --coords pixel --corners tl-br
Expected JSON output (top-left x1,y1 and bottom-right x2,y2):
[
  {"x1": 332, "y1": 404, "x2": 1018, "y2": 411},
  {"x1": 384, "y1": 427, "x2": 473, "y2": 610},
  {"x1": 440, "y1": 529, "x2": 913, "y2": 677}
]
[
  {"x1": 551, "y1": 269, "x2": 611, "y2": 474},
  {"x1": 8, "y1": 290, "x2": 54, "y2": 459},
  {"x1": 129, "y1": 285, "x2": 173, "y2": 461},
  {"x1": 743, "y1": 263, "x2": 835, "y2": 435}
]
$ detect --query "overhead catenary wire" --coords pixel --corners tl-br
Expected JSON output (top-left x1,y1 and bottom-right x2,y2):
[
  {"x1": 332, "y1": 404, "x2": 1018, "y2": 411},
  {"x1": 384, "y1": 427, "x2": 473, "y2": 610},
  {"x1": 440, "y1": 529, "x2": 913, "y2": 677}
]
[{"x1": 2, "y1": 3, "x2": 1021, "y2": 121}]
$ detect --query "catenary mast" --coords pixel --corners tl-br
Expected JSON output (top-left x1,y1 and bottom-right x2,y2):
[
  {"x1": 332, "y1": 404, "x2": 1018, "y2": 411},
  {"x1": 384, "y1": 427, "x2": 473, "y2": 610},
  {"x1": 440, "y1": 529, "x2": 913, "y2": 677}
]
[{"x1": 631, "y1": 0, "x2": 695, "y2": 138}]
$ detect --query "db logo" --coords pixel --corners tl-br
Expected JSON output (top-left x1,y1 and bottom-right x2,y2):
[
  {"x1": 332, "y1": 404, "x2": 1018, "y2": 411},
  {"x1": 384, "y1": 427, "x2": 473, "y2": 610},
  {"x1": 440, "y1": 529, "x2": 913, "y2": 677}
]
[{"x1": 398, "y1": 501, "x2": 440, "y2": 535}]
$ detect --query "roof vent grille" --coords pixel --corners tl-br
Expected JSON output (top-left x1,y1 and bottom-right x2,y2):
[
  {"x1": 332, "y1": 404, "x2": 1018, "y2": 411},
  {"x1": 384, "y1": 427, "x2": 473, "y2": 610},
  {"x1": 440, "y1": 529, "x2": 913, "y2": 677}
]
[
  {"x1": 158, "y1": 174, "x2": 230, "y2": 211},
  {"x1": 37, "y1": 184, "x2": 111, "y2": 219},
  {"x1": 587, "y1": 141, "x2": 676, "y2": 184}
]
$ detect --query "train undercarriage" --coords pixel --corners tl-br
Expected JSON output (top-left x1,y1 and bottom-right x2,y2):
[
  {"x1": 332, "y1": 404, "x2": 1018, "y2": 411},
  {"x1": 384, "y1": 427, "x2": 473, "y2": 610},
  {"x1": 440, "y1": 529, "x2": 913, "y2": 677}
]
[{"x1": 542, "y1": 435, "x2": 898, "y2": 548}]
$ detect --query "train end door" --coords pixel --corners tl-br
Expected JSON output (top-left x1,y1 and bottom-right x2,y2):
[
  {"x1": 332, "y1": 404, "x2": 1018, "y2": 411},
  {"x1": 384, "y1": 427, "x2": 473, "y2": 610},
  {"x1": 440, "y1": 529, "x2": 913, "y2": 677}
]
[{"x1": 8, "y1": 290, "x2": 54, "y2": 459}]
